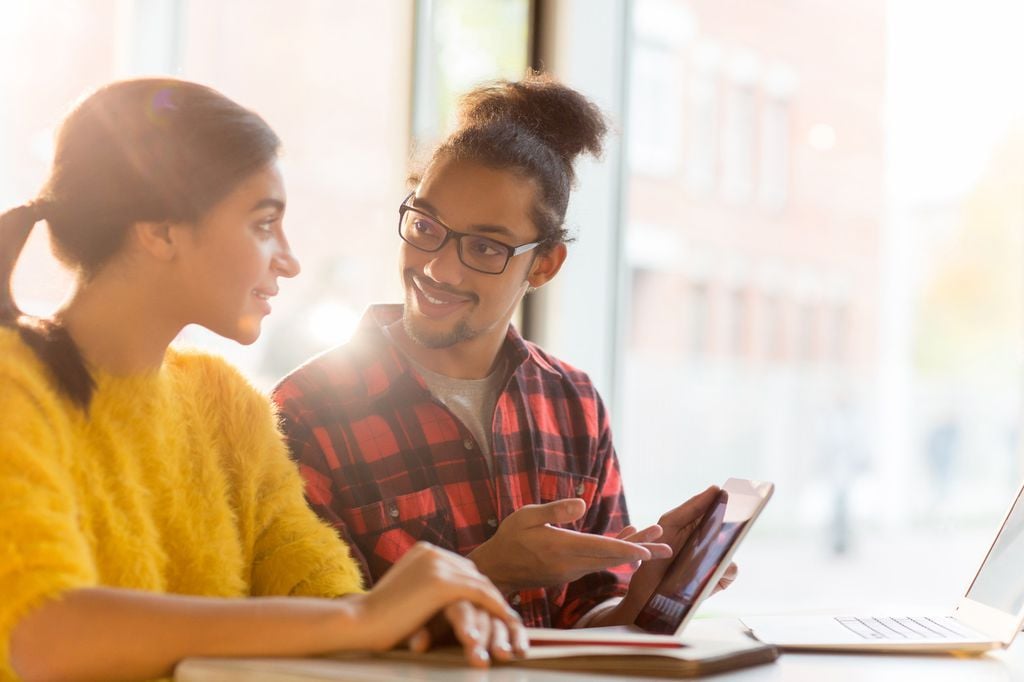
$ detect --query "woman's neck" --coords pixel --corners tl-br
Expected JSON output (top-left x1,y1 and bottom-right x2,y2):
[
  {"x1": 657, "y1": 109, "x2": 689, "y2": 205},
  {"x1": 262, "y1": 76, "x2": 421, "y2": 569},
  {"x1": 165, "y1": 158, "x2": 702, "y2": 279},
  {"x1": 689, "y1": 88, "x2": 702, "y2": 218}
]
[{"x1": 57, "y1": 269, "x2": 182, "y2": 376}]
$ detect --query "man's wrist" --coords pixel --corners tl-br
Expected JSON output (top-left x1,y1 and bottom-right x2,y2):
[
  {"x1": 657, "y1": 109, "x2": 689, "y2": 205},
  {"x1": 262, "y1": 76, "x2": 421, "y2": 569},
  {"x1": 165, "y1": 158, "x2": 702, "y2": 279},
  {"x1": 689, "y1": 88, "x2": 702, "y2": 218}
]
[
  {"x1": 590, "y1": 596, "x2": 642, "y2": 627},
  {"x1": 466, "y1": 544, "x2": 514, "y2": 595},
  {"x1": 572, "y1": 597, "x2": 624, "y2": 628}
]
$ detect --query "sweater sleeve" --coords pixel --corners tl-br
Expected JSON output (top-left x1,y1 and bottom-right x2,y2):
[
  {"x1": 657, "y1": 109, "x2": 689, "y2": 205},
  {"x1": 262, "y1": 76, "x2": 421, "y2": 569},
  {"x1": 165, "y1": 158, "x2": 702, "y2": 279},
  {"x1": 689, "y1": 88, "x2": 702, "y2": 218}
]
[
  {"x1": 0, "y1": 370, "x2": 97, "y2": 677},
  {"x1": 205, "y1": 359, "x2": 365, "y2": 599}
]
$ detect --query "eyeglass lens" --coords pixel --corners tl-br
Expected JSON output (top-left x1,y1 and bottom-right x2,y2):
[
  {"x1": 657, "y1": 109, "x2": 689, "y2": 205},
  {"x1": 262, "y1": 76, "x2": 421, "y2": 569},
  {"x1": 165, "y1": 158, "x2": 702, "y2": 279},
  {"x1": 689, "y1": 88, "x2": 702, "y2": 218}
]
[{"x1": 400, "y1": 209, "x2": 511, "y2": 274}]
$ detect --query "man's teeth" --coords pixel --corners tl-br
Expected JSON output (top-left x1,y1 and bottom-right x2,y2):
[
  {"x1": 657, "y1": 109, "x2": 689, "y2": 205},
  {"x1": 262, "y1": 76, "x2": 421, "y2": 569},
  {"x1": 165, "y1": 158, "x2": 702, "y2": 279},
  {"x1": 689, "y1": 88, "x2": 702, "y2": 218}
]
[
  {"x1": 423, "y1": 291, "x2": 447, "y2": 305},
  {"x1": 253, "y1": 290, "x2": 269, "y2": 300},
  {"x1": 418, "y1": 280, "x2": 462, "y2": 305}
]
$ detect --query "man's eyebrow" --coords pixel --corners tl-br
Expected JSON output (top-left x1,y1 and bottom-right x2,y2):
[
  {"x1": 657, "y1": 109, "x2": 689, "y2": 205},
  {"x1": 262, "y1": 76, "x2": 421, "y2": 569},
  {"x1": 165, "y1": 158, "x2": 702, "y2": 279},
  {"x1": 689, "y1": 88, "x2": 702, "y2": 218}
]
[
  {"x1": 410, "y1": 197, "x2": 516, "y2": 239},
  {"x1": 250, "y1": 198, "x2": 285, "y2": 213},
  {"x1": 470, "y1": 223, "x2": 516, "y2": 239},
  {"x1": 409, "y1": 196, "x2": 439, "y2": 215}
]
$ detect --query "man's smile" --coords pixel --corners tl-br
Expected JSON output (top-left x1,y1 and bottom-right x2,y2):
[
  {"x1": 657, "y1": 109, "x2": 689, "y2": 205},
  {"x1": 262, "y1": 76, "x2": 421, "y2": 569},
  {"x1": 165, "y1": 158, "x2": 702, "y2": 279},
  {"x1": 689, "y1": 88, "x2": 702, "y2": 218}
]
[{"x1": 409, "y1": 274, "x2": 475, "y2": 319}]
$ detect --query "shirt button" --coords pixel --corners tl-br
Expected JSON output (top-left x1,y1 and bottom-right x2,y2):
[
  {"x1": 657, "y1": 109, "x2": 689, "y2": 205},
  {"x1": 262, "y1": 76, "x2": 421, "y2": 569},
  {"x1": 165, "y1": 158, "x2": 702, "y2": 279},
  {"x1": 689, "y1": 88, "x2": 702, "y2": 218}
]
[
  {"x1": 463, "y1": 437, "x2": 474, "y2": 450},
  {"x1": 575, "y1": 483, "x2": 586, "y2": 496},
  {"x1": 388, "y1": 505, "x2": 400, "y2": 519},
  {"x1": 511, "y1": 594, "x2": 521, "y2": 606},
  {"x1": 487, "y1": 516, "x2": 498, "y2": 528}
]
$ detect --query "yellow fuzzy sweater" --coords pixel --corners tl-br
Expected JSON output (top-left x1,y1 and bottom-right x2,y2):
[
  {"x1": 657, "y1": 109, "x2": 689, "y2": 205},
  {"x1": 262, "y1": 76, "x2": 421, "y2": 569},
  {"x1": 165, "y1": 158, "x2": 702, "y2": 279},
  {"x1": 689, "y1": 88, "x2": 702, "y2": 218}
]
[{"x1": 0, "y1": 328, "x2": 364, "y2": 679}]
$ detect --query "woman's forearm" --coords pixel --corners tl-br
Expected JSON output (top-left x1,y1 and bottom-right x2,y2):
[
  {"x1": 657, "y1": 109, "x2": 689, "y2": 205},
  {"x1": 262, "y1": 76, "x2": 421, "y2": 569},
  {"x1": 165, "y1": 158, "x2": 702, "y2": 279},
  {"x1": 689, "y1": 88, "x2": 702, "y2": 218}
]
[{"x1": 9, "y1": 587, "x2": 372, "y2": 681}]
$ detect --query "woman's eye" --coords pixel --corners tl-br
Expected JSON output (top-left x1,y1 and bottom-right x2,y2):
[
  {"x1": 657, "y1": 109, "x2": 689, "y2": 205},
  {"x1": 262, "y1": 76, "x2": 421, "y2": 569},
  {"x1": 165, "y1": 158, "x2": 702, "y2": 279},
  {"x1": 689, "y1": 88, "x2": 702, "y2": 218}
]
[{"x1": 255, "y1": 218, "x2": 276, "y2": 236}]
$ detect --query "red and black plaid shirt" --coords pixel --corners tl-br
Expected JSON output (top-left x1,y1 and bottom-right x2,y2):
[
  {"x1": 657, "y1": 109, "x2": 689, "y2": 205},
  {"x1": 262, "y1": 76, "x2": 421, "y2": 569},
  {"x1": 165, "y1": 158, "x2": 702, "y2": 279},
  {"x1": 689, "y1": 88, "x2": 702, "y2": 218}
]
[{"x1": 272, "y1": 305, "x2": 633, "y2": 628}]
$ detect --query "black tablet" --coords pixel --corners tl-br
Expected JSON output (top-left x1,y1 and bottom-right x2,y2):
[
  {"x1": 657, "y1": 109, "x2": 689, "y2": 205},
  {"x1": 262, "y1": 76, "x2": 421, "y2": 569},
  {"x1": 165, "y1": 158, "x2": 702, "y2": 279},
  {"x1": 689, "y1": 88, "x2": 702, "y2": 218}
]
[{"x1": 634, "y1": 478, "x2": 774, "y2": 635}]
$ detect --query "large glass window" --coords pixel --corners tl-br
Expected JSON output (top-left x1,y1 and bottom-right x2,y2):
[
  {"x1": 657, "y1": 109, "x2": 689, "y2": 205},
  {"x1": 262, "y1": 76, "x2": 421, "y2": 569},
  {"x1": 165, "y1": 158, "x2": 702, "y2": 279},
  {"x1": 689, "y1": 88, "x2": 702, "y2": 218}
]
[
  {"x1": 618, "y1": 0, "x2": 1024, "y2": 612},
  {"x1": 412, "y1": 0, "x2": 531, "y2": 147},
  {"x1": 5, "y1": 0, "x2": 416, "y2": 388},
  {"x1": 7, "y1": 0, "x2": 1023, "y2": 618},
  {"x1": 5, "y1": 0, "x2": 532, "y2": 388}
]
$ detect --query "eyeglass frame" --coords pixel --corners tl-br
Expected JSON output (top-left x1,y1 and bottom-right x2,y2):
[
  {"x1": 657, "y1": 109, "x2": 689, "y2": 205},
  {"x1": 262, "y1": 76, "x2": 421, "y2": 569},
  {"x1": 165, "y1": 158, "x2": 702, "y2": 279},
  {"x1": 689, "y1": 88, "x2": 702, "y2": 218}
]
[{"x1": 397, "y1": 192, "x2": 544, "y2": 275}]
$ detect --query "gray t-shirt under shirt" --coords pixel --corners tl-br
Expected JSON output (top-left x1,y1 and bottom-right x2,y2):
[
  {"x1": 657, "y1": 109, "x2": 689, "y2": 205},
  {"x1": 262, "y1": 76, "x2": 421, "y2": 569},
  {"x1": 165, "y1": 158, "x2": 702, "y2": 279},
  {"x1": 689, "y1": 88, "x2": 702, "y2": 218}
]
[{"x1": 384, "y1": 325, "x2": 507, "y2": 466}]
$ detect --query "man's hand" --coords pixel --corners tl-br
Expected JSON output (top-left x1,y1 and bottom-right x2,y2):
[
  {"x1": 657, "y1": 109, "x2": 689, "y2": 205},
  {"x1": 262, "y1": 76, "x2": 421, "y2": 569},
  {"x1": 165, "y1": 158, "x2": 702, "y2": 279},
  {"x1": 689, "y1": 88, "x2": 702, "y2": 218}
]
[
  {"x1": 467, "y1": 499, "x2": 672, "y2": 594},
  {"x1": 592, "y1": 485, "x2": 739, "y2": 627}
]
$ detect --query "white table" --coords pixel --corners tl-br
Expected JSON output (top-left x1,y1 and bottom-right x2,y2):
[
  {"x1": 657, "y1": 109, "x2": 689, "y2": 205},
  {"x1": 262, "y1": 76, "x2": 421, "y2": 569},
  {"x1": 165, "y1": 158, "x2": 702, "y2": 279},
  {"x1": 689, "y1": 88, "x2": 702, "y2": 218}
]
[{"x1": 175, "y1": 618, "x2": 1024, "y2": 682}]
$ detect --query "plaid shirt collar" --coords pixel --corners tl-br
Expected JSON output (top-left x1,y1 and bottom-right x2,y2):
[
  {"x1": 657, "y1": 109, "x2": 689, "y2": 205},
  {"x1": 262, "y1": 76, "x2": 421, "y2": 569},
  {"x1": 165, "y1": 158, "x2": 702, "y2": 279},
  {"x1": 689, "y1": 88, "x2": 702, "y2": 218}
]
[{"x1": 352, "y1": 304, "x2": 561, "y2": 398}]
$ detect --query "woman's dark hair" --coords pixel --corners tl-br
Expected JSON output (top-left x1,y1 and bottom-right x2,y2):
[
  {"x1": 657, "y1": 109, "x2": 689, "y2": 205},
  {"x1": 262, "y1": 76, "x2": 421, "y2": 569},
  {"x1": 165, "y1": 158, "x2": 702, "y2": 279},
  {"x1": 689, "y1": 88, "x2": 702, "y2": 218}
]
[
  {"x1": 0, "y1": 78, "x2": 280, "y2": 409},
  {"x1": 423, "y1": 72, "x2": 608, "y2": 249}
]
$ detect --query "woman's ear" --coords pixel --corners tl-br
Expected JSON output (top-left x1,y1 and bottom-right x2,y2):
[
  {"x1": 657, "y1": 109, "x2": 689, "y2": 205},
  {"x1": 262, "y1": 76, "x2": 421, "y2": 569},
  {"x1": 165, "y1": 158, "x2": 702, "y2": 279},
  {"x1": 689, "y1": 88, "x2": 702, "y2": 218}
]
[
  {"x1": 131, "y1": 221, "x2": 179, "y2": 261},
  {"x1": 527, "y1": 242, "x2": 567, "y2": 289}
]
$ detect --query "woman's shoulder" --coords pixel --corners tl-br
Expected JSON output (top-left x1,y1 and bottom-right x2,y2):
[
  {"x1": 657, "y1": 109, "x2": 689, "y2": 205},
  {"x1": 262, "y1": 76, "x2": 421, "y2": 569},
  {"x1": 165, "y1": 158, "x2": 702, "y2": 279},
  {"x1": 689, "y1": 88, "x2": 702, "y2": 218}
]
[
  {"x1": 0, "y1": 326, "x2": 63, "y2": 397},
  {"x1": 164, "y1": 347, "x2": 279, "y2": 439},
  {"x1": 165, "y1": 347, "x2": 266, "y2": 406},
  {"x1": 0, "y1": 326, "x2": 77, "y2": 438},
  {"x1": 0, "y1": 324, "x2": 41, "y2": 366},
  {"x1": 165, "y1": 348, "x2": 292, "y2": 478}
]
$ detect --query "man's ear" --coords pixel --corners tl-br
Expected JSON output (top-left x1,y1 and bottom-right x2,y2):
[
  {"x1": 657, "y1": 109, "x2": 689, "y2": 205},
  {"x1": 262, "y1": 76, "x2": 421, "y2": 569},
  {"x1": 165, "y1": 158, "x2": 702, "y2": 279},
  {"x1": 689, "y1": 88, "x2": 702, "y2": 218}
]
[
  {"x1": 131, "y1": 221, "x2": 181, "y2": 261},
  {"x1": 527, "y1": 242, "x2": 567, "y2": 289}
]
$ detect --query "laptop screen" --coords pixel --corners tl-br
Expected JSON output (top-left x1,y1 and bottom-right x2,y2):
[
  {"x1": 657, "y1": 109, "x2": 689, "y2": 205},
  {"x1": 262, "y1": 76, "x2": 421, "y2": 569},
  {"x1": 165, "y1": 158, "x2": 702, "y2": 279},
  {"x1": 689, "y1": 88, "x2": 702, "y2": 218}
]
[{"x1": 965, "y1": 484, "x2": 1024, "y2": 615}]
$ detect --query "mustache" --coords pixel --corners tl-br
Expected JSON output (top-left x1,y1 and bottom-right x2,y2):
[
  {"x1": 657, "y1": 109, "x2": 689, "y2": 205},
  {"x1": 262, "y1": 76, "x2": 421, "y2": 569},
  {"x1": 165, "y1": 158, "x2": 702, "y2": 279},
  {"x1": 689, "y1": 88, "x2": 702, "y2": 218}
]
[{"x1": 406, "y1": 270, "x2": 479, "y2": 303}]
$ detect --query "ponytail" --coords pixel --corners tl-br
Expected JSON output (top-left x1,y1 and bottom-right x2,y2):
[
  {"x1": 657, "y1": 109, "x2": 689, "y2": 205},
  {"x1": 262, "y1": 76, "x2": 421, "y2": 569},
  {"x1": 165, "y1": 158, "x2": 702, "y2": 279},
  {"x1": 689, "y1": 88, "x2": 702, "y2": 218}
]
[
  {"x1": 0, "y1": 202, "x2": 42, "y2": 322},
  {"x1": 0, "y1": 201, "x2": 95, "y2": 409}
]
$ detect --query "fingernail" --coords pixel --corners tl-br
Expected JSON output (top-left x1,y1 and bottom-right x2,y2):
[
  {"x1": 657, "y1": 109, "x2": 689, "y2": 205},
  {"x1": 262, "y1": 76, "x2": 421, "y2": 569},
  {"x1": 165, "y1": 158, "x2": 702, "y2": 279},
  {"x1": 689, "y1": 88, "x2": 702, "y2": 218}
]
[{"x1": 474, "y1": 646, "x2": 490, "y2": 662}]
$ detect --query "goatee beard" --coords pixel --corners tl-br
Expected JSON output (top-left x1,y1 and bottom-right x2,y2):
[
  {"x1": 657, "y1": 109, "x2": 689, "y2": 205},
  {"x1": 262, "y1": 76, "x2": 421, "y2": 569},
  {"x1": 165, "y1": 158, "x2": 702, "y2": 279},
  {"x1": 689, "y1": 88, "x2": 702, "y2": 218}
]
[{"x1": 402, "y1": 311, "x2": 479, "y2": 349}]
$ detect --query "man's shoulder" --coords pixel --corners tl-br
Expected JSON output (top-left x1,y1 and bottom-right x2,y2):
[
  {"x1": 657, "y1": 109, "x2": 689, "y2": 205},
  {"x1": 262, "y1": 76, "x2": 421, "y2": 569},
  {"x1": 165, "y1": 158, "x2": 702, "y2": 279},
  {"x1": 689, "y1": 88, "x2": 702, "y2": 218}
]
[
  {"x1": 274, "y1": 339, "x2": 378, "y2": 404},
  {"x1": 275, "y1": 304, "x2": 403, "y2": 403},
  {"x1": 513, "y1": 338, "x2": 611, "y2": 444},
  {"x1": 517, "y1": 337, "x2": 598, "y2": 394}
]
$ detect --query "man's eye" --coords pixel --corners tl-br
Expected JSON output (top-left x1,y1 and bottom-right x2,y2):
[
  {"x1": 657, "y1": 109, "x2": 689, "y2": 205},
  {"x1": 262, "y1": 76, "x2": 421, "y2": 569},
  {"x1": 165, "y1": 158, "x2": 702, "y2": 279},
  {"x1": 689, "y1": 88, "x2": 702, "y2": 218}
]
[
  {"x1": 470, "y1": 240, "x2": 503, "y2": 257},
  {"x1": 415, "y1": 219, "x2": 447, "y2": 239}
]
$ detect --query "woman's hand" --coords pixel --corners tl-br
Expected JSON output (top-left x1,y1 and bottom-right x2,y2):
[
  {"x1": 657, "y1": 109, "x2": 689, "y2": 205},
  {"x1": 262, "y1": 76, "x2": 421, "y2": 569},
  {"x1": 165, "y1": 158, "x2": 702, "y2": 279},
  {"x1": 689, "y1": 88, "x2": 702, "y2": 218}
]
[
  {"x1": 356, "y1": 542, "x2": 527, "y2": 666},
  {"x1": 407, "y1": 600, "x2": 528, "y2": 667}
]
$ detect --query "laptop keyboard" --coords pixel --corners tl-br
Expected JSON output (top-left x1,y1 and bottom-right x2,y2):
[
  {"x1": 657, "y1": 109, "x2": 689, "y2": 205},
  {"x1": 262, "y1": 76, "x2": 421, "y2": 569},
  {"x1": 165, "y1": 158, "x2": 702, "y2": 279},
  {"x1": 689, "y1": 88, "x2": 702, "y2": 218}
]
[{"x1": 835, "y1": 616, "x2": 971, "y2": 640}]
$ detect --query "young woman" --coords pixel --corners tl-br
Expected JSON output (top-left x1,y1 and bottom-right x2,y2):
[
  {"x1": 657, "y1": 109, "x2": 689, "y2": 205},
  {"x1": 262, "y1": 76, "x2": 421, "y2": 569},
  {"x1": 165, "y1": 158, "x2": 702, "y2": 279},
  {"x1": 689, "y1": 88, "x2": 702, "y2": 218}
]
[{"x1": 0, "y1": 78, "x2": 524, "y2": 682}]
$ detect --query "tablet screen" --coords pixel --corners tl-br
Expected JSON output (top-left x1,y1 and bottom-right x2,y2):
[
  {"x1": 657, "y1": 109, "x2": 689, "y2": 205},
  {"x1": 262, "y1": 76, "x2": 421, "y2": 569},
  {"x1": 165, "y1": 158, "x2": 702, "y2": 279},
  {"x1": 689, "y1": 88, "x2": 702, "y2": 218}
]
[{"x1": 634, "y1": 480, "x2": 771, "y2": 635}]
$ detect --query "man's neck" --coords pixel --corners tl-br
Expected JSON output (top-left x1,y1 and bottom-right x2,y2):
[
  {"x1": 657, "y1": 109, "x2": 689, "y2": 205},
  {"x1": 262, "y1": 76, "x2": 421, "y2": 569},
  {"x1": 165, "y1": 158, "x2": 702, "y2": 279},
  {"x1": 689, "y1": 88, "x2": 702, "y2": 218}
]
[{"x1": 386, "y1": 319, "x2": 507, "y2": 380}]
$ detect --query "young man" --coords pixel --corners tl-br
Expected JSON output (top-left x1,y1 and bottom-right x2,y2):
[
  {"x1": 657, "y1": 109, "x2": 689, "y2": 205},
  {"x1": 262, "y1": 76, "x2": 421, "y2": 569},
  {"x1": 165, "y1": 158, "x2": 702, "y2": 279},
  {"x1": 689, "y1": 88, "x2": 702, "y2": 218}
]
[{"x1": 273, "y1": 77, "x2": 731, "y2": 628}]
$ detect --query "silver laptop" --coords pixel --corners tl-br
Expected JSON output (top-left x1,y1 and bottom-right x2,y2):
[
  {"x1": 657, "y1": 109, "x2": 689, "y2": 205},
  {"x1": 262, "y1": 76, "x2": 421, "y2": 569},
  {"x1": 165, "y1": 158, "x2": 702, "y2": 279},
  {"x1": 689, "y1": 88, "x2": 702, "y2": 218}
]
[{"x1": 742, "y1": 480, "x2": 1024, "y2": 653}]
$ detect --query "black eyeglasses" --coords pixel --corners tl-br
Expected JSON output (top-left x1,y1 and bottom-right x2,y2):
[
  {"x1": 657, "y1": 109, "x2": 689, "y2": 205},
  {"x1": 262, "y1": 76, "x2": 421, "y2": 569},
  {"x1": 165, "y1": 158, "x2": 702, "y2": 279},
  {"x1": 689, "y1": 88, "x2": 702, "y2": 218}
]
[{"x1": 397, "y1": 194, "x2": 542, "y2": 275}]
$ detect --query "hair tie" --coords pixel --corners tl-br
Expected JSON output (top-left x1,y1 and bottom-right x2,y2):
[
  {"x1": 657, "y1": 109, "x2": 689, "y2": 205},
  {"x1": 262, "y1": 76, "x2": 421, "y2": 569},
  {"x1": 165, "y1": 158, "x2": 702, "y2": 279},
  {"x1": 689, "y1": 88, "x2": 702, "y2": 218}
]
[{"x1": 25, "y1": 199, "x2": 50, "y2": 223}]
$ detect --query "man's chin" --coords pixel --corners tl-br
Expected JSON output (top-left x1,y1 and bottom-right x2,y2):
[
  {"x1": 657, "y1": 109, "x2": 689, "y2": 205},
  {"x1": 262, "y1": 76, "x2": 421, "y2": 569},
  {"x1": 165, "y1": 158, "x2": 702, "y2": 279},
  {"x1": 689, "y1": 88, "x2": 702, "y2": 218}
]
[{"x1": 402, "y1": 312, "x2": 475, "y2": 349}]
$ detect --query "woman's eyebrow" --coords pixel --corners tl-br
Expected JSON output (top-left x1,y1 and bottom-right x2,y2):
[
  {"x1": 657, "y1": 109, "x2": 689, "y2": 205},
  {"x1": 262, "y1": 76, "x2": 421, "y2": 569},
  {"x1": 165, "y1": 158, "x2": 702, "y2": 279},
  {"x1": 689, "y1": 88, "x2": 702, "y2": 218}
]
[{"x1": 250, "y1": 198, "x2": 285, "y2": 213}]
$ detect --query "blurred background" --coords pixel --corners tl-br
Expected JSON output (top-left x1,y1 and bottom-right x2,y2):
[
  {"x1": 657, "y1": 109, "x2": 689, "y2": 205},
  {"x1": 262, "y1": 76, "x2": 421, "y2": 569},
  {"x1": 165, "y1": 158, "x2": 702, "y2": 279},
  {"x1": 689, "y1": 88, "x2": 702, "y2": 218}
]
[{"x1": 4, "y1": 0, "x2": 1023, "y2": 616}]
